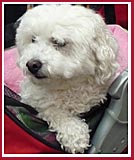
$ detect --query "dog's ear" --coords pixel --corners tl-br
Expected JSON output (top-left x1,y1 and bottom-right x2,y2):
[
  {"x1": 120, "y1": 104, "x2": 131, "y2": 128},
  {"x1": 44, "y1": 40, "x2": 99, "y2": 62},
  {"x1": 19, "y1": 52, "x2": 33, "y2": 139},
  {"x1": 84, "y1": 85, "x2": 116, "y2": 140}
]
[{"x1": 92, "y1": 27, "x2": 119, "y2": 85}]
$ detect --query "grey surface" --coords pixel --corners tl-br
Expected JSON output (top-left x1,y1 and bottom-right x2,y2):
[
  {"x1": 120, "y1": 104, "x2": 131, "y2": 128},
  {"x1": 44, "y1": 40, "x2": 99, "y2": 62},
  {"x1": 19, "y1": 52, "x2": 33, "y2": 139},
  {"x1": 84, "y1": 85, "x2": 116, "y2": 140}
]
[{"x1": 88, "y1": 69, "x2": 128, "y2": 154}]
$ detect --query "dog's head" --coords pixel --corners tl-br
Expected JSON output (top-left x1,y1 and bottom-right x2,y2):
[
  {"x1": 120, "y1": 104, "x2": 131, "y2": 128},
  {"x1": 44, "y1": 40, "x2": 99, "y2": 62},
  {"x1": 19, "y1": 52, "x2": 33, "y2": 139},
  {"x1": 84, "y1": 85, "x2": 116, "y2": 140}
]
[{"x1": 16, "y1": 5, "x2": 118, "y2": 85}]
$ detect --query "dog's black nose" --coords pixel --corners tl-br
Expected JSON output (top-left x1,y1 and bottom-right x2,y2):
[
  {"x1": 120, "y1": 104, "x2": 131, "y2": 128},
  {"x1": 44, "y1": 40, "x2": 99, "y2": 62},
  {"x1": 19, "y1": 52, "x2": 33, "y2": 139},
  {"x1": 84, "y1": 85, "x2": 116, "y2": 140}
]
[{"x1": 26, "y1": 59, "x2": 42, "y2": 74}]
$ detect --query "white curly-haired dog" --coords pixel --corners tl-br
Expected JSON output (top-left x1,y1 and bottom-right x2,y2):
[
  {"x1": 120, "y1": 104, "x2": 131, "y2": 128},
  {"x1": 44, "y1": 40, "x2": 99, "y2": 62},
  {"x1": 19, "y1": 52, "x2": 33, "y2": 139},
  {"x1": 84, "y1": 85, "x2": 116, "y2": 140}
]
[{"x1": 16, "y1": 4, "x2": 119, "y2": 153}]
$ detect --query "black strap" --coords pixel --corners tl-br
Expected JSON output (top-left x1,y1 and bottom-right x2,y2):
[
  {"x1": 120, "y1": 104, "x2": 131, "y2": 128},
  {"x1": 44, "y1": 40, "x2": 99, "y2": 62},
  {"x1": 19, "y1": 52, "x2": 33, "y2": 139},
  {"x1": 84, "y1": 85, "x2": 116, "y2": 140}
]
[
  {"x1": 4, "y1": 85, "x2": 38, "y2": 115},
  {"x1": 4, "y1": 95, "x2": 38, "y2": 115}
]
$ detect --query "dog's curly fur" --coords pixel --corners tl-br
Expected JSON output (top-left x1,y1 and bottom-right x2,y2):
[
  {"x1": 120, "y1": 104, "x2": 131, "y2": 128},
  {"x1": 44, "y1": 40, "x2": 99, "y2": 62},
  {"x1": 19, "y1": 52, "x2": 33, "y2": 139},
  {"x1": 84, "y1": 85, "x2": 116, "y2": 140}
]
[{"x1": 16, "y1": 5, "x2": 119, "y2": 153}]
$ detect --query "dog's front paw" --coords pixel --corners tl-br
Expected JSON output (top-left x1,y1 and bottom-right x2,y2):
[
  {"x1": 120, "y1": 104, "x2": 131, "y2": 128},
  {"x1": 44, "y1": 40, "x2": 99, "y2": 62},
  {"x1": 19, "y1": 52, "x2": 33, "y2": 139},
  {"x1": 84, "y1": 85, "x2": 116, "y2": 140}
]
[{"x1": 56, "y1": 118, "x2": 90, "y2": 153}]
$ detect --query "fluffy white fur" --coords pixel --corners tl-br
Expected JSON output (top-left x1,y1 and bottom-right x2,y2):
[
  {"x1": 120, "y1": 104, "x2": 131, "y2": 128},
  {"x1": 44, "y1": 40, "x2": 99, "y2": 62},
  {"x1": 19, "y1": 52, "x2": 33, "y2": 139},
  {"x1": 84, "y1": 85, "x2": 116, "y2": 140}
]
[{"x1": 16, "y1": 5, "x2": 119, "y2": 153}]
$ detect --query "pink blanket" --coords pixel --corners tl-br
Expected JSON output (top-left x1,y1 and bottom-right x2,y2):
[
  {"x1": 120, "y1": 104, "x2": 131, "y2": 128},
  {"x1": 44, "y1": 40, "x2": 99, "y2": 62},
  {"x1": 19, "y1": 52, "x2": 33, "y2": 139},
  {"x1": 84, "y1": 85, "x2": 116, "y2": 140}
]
[
  {"x1": 4, "y1": 48, "x2": 24, "y2": 93},
  {"x1": 108, "y1": 25, "x2": 128, "y2": 79},
  {"x1": 4, "y1": 25, "x2": 128, "y2": 93}
]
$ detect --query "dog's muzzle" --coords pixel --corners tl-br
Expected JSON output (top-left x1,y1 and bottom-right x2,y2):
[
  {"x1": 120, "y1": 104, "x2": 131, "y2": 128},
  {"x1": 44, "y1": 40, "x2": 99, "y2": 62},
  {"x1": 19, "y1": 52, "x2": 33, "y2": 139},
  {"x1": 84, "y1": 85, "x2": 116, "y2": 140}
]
[{"x1": 26, "y1": 59, "x2": 47, "y2": 79}]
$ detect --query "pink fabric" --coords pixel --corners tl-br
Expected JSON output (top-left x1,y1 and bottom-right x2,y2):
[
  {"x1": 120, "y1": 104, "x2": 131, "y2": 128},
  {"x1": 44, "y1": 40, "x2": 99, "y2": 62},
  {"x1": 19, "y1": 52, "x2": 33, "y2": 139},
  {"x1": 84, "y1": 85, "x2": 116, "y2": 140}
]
[
  {"x1": 4, "y1": 48, "x2": 24, "y2": 93},
  {"x1": 108, "y1": 25, "x2": 128, "y2": 79},
  {"x1": 4, "y1": 25, "x2": 128, "y2": 93}
]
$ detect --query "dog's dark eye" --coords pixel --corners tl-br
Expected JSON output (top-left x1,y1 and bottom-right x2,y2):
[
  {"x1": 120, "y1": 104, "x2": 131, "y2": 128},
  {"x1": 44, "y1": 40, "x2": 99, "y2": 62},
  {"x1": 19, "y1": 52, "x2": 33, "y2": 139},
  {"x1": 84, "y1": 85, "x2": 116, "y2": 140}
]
[
  {"x1": 51, "y1": 37, "x2": 66, "y2": 47},
  {"x1": 32, "y1": 36, "x2": 36, "y2": 43},
  {"x1": 58, "y1": 42, "x2": 66, "y2": 47}
]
